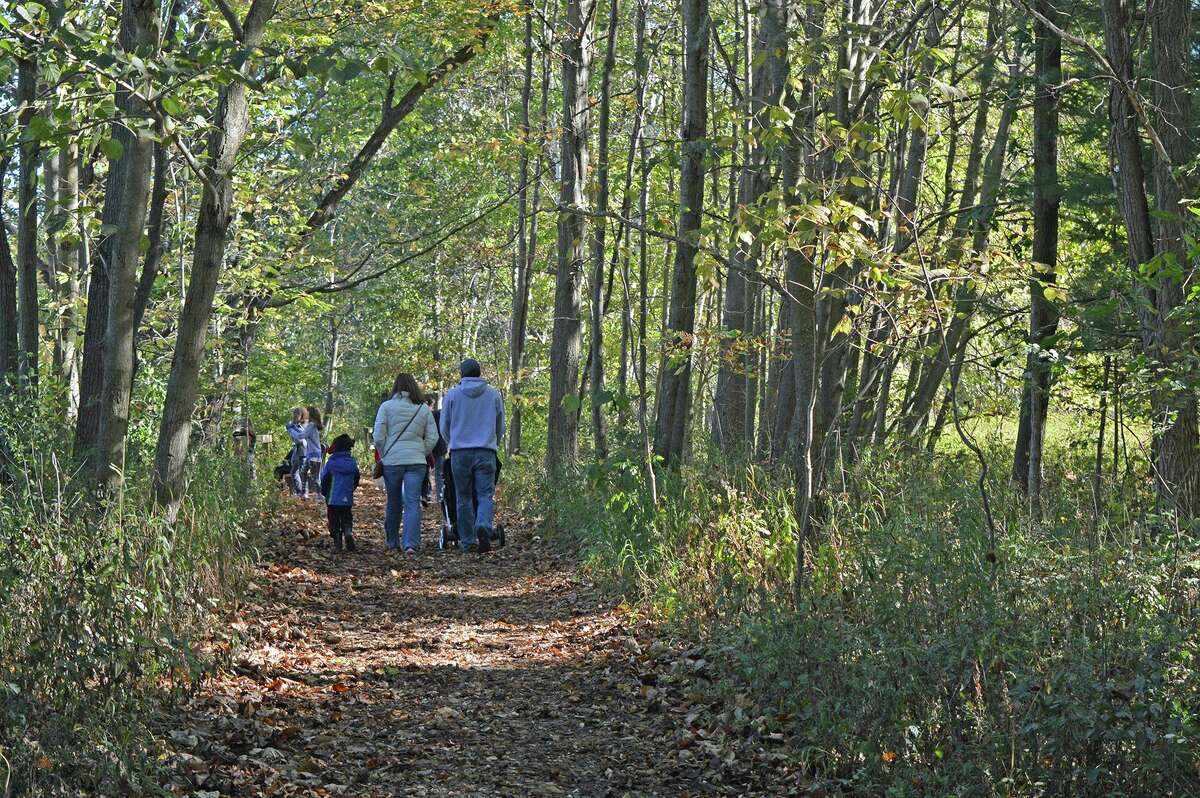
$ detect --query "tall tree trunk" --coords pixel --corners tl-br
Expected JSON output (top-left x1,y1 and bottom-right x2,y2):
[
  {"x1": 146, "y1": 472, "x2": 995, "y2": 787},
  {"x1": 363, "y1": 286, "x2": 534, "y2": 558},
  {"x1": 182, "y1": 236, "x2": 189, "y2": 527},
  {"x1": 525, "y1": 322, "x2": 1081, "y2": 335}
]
[
  {"x1": 55, "y1": 145, "x2": 82, "y2": 416},
  {"x1": 613, "y1": 0, "x2": 651, "y2": 435},
  {"x1": 1012, "y1": 0, "x2": 1061, "y2": 513},
  {"x1": 714, "y1": 0, "x2": 788, "y2": 453},
  {"x1": 75, "y1": 225, "x2": 113, "y2": 466},
  {"x1": 94, "y1": 0, "x2": 161, "y2": 495},
  {"x1": 153, "y1": 0, "x2": 278, "y2": 514},
  {"x1": 810, "y1": 0, "x2": 872, "y2": 470},
  {"x1": 1146, "y1": 0, "x2": 1198, "y2": 518},
  {"x1": 1100, "y1": 0, "x2": 1198, "y2": 518},
  {"x1": 16, "y1": 55, "x2": 40, "y2": 385},
  {"x1": 588, "y1": 0, "x2": 620, "y2": 461},
  {"x1": 637, "y1": 135, "x2": 656, "y2": 502},
  {"x1": 131, "y1": 1, "x2": 183, "y2": 343},
  {"x1": 653, "y1": 0, "x2": 709, "y2": 466},
  {"x1": 508, "y1": 2, "x2": 540, "y2": 457},
  {"x1": 790, "y1": 0, "x2": 837, "y2": 591},
  {"x1": 0, "y1": 155, "x2": 18, "y2": 385},
  {"x1": 546, "y1": 0, "x2": 596, "y2": 472},
  {"x1": 767, "y1": 300, "x2": 795, "y2": 462}
]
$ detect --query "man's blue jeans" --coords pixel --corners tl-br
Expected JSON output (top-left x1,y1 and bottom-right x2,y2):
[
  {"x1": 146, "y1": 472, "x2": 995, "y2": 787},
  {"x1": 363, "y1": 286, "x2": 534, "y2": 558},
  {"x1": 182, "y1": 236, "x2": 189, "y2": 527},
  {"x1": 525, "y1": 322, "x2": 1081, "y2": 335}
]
[
  {"x1": 382, "y1": 464, "x2": 425, "y2": 550},
  {"x1": 450, "y1": 448, "x2": 496, "y2": 548}
]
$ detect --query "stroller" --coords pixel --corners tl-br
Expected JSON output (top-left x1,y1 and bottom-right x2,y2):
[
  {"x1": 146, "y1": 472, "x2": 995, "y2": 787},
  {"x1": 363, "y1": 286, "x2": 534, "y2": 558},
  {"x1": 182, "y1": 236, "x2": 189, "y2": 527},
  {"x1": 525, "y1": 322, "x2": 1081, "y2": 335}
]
[{"x1": 437, "y1": 453, "x2": 507, "y2": 550}]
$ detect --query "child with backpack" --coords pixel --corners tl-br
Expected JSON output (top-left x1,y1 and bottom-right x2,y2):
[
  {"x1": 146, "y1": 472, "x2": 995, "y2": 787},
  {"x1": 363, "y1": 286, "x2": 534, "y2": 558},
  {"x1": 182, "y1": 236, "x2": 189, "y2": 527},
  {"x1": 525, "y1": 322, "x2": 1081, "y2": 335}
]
[{"x1": 319, "y1": 434, "x2": 361, "y2": 553}]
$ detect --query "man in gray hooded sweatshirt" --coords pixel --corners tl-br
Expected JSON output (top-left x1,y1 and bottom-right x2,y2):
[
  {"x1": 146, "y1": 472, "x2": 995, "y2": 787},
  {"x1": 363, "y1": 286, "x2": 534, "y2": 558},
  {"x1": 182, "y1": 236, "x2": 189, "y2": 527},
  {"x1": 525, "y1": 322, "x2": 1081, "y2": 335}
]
[{"x1": 440, "y1": 358, "x2": 505, "y2": 552}]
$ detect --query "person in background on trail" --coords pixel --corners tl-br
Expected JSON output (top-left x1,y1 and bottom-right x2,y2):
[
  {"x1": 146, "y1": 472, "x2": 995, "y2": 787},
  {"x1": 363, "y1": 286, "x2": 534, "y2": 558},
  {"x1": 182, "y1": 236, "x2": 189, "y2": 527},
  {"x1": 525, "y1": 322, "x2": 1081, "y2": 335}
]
[
  {"x1": 233, "y1": 419, "x2": 257, "y2": 480},
  {"x1": 373, "y1": 373, "x2": 439, "y2": 555},
  {"x1": 421, "y1": 392, "x2": 448, "y2": 507},
  {"x1": 320, "y1": 434, "x2": 360, "y2": 553},
  {"x1": 301, "y1": 406, "x2": 325, "y2": 500},
  {"x1": 285, "y1": 407, "x2": 308, "y2": 495},
  {"x1": 440, "y1": 358, "x2": 504, "y2": 553}
]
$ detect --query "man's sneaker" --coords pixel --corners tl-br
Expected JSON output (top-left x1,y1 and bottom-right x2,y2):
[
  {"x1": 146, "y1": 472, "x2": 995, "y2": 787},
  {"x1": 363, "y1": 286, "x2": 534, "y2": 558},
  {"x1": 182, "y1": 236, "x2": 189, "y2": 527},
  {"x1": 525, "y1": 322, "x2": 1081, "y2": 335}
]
[
  {"x1": 344, "y1": 533, "x2": 357, "y2": 552},
  {"x1": 477, "y1": 528, "x2": 492, "y2": 553}
]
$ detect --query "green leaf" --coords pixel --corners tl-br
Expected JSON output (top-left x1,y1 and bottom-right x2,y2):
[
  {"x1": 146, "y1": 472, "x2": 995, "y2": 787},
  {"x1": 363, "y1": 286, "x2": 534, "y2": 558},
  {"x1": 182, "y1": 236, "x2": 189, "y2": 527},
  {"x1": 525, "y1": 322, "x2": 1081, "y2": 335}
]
[
  {"x1": 99, "y1": 137, "x2": 124, "y2": 160},
  {"x1": 560, "y1": 393, "x2": 582, "y2": 412},
  {"x1": 161, "y1": 96, "x2": 185, "y2": 117},
  {"x1": 27, "y1": 115, "x2": 53, "y2": 140}
]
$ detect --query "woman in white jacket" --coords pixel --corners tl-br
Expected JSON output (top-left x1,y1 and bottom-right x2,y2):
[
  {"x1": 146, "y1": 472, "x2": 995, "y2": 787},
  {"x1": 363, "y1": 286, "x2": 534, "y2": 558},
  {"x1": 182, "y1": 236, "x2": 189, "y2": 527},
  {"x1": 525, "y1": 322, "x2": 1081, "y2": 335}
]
[{"x1": 373, "y1": 373, "x2": 439, "y2": 553}]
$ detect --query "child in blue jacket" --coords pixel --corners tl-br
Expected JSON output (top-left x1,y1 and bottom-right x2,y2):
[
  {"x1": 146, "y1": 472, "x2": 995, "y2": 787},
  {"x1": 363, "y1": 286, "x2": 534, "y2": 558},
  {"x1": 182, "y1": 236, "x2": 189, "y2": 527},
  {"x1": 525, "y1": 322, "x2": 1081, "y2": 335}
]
[{"x1": 319, "y1": 434, "x2": 360, "y2": 553}]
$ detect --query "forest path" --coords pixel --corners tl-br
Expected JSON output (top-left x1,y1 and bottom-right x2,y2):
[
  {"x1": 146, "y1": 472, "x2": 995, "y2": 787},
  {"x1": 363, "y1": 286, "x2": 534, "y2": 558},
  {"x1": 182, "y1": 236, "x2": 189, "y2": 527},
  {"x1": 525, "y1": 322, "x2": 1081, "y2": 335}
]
[{"x1": 157, "y1": 481, "x2": 803, "y2": 797}]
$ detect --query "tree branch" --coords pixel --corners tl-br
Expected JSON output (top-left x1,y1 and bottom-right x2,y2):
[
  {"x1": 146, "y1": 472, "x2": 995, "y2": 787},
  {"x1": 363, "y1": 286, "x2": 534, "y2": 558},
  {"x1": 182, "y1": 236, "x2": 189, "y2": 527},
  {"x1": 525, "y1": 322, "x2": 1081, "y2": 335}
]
[
  {"x1": 209, "y1": 0, "x2": 244, "y2": 39},
  {"x1": 300, "y1": 14, "x2": 500, "y2": 239}
]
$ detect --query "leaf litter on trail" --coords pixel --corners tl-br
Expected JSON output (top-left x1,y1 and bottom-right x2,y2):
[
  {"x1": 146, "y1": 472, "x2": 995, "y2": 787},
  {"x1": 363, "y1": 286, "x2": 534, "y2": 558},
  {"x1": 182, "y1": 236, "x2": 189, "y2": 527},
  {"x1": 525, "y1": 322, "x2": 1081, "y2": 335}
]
[{"x1": 147, "y1": 482, "x2": 810, "y2": 796}]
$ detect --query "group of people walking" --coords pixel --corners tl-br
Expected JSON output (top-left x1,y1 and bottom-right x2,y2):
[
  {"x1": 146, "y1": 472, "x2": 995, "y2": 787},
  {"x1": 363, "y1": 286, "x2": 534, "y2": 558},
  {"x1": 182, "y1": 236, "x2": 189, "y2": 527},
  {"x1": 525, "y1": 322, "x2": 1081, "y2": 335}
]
[
  {"x1": 374, "y1": 359, "x2": 504, "y2": 555},
  {"x1": 282, "y1": 359, "x2": 504, "y2": 557}
]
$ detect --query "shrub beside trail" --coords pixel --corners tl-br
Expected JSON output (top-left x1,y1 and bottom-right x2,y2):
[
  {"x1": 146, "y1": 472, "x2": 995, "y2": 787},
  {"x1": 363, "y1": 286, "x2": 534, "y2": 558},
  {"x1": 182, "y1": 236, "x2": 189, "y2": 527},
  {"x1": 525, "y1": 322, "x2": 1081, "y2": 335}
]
[
  {"x1": 0, "y1": 409, "x2": 264, "y2": 795},
  {"x1": 518, "y1": 446, "x2": 1200, "y2": 795}
]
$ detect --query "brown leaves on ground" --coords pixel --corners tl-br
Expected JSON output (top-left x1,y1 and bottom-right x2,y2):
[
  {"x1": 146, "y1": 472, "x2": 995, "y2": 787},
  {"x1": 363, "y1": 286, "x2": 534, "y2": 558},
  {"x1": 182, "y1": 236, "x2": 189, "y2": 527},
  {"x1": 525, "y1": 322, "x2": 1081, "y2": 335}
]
[{"x1": 155, "y1": 482, "x2": 809, "y2": 797}]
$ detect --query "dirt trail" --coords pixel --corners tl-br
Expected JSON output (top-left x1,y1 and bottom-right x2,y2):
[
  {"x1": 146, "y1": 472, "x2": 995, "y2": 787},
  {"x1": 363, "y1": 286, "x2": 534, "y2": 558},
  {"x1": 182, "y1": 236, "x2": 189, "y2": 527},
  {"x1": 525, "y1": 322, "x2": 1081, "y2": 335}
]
[{"x1": 158, "y1": 482, "x2": 803, "y2": 797}]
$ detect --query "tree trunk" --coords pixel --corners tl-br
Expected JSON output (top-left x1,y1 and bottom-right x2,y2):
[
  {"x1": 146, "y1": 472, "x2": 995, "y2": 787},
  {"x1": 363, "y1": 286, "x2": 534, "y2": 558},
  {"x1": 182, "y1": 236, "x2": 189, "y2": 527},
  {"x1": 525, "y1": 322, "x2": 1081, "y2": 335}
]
[
  {"x1": 0, "y1": 155, "x2": 18, "y2": 385},
  {"x1": 850, "y1": 11, "x2": 943, "y2": 458},
  {"x1": 546, "y1": 0, "x2": 596, "y2": 472},
  {"x1": 1146, "y1": 0, "x2": 1198, "y2": 518},
  {"x1": 54, "y1": 145, "x2": 82, "y2": 416},
  {"x1": 16, "y1": 55, "x2": 40, "y2": 385},
  {"x1": 613, "y1": 0, "x2": 651, "y2": 436},
  {"x1": 74, "y1": 229, "x2": 112, "y2": 467},
  {"x1": 588, "y1": 0, "x2": 620, "y2": 461},
  {"x1": 637, "y1": 134, "x2": 656, "y2": 502},
  {"x1": 653, "y1": 0, "x2": 709, "y2": 466},
  {"x1": 714, "y1": 0, "x2": 788, "y2": 453},
  {"x1": 1013, "y1": 0, "x2": 1061, "y2": 514},
  {"x1": 94, "y1": 0, "x2": 160, "y2": 496},
  {"x1": 153, "y1": 0, "x2": 277, "y2": 514},
  {"x1": 508, "y1": 2, "x2": 540, "y2": 457},
  {"x1": 1100, "y1": 0, "x2": 1198, "y2": 518}
]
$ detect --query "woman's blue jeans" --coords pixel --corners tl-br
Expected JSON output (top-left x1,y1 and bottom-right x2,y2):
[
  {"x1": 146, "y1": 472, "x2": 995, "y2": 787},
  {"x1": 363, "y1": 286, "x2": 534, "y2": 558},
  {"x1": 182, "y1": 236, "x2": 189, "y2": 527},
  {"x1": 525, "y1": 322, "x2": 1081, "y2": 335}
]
[{"x1": 382, "y1": 464, "x2": 426, "y2": 550}]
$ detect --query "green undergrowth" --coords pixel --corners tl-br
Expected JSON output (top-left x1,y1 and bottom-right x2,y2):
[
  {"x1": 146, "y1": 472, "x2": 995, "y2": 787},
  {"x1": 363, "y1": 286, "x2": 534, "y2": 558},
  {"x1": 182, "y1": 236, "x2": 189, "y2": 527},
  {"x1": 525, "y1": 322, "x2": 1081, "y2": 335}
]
[
  {"x1": 0, "y1": 406, "x2": 267, "y2": 796},
  {"x1": 513, "y1": 442, "x2": 1200, "y2": 796}
]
